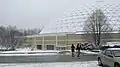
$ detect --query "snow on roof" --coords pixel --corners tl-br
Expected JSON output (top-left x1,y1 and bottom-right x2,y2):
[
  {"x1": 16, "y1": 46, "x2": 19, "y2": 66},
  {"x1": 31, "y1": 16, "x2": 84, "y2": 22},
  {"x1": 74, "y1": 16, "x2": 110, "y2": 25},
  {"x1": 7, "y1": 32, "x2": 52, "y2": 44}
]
[
  {"x1": 25, "y1": 32, "x2": 73, "y2": 37},
  {"x1": 107, "y1": 48, "x2": 120, "y2": 50},
  {"x1": 39, "y1": 32, "x2": 73, "y2": 36},
  {"x1": 40, "y1": 4, "x2": 120, "y2": 34},
  {"x1": 107, "y1": 42, "x2": 120, "y2": 45}
]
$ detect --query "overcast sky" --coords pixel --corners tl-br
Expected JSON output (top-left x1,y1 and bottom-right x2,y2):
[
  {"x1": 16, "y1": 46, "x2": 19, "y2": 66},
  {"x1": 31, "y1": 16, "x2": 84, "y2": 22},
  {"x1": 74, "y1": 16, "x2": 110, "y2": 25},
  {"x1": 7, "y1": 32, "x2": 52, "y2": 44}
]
[{"x1": 0, "y1": 0, "x2": 119, "y2": 29}]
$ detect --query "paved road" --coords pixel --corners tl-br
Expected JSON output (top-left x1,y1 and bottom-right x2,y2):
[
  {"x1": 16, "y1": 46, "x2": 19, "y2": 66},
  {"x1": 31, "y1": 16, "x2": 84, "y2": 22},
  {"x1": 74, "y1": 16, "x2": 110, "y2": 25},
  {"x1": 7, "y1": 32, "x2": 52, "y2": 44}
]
[{"x1": 0, "y1": 53, "x2": 98, "y2": 63}]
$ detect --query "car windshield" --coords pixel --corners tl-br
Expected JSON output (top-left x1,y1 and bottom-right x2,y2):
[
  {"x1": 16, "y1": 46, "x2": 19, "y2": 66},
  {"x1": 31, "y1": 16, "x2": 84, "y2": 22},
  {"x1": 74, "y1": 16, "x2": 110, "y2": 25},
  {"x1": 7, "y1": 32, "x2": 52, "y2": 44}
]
[{"x1": 113, "y1": 50, "x2": 120, "y2": 57}]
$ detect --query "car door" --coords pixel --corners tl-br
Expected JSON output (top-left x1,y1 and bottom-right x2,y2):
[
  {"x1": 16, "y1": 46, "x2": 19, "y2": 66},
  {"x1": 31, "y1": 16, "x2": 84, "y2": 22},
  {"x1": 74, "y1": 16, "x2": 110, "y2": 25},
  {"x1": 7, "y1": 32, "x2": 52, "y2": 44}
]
[
  {"x1": 105, "y1": 50, "x2": 114, "y2": 67},
  {"x1": 101, "y1": 50, "x2": 108, "y2": 65},
  {"x1": 100, "y1": 50, "x2": 106, "y2": 64}
]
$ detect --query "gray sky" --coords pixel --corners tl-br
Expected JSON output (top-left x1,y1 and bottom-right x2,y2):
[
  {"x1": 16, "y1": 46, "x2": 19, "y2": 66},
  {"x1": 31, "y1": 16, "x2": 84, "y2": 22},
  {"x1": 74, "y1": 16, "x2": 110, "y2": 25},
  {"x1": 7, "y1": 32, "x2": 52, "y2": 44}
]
[{"x1": 0, "y1": 0, "x2": 119, "y2": 29}]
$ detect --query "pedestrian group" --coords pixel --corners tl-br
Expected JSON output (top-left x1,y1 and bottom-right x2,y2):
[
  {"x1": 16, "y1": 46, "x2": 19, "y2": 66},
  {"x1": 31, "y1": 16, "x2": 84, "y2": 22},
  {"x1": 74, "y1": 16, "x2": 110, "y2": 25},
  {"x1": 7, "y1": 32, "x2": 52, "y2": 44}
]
[{"x1": 71, "y1": 43, "x2": 81, "y2": 57}]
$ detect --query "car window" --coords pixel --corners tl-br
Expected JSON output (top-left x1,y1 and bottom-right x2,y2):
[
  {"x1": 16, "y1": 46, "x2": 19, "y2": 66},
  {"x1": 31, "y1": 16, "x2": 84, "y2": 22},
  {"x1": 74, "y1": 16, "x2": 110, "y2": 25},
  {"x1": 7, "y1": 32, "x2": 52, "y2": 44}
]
[
  {"x1": 101, "y1": 50, "x2": 106, "y2": 55},
  {"x1": 113, "y1": 50, "x2": 120, "y2": 57},
  {"x1": 105, "y1": 50, "x2": 112, "y2": 56}
]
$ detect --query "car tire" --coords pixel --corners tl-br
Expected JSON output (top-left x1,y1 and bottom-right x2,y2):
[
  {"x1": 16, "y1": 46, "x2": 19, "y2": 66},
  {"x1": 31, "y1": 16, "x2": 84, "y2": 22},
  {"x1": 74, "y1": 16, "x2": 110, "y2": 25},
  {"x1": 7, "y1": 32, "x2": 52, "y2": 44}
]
[
  {"x1": 98, "y1": 58, "x2": 103, "y2": 66},
  {"x1": 114, "y1": 63, "x2": 120, "y2": 67}
]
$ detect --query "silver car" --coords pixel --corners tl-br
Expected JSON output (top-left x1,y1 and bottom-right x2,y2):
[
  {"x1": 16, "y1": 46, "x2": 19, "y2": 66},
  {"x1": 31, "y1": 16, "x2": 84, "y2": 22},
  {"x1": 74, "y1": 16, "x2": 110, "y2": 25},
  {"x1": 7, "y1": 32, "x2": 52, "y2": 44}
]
[{"x1": 97, "y1": 48, "x2": 120, "y2": 67}]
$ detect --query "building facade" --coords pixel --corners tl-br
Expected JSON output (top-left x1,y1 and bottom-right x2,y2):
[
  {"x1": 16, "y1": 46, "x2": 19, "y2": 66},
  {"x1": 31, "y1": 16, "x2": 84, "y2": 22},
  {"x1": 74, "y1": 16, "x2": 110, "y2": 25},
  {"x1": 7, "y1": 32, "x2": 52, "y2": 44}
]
[{"x1": 24, "y1": 32, "x2": 120, "y2": 50}]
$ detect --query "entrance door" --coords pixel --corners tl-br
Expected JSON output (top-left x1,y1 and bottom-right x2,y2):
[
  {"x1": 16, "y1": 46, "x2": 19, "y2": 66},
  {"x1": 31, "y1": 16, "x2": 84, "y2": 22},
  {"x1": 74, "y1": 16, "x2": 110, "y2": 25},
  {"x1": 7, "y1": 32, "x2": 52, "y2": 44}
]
[
  {"x1": 46, "y1": 45, "x2": 54, "y2": 50},
  {"x1": 37, "y1": 45, "x2": 42, "y2": 50}
]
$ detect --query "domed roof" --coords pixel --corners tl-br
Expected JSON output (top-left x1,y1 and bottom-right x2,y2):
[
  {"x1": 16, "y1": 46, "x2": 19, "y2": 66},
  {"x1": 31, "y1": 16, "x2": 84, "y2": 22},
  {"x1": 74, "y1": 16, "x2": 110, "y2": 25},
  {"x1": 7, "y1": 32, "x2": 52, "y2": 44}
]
[{"x1": 40, "y1": 4, "x2": 120, "y2": 34}]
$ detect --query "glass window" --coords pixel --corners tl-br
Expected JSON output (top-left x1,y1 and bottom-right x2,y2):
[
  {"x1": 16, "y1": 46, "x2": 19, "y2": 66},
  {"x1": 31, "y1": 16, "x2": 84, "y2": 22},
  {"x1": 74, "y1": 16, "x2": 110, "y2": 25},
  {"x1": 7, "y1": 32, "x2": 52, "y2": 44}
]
[
  {"x1": 37, "y1": 45, "x2": 42, "y2": 50},
  {"x1": 105, "y1": 50, "x2": 112, "y2": 56},
  {"x1": 46, "y1": 45, "x2": 54, "y2": 50},
  {"x1": 101, "y1": 50, "x2": 106, "y2": 55},
  {"x1": 113, "y1": 50, "x2": 120, "y2": 57}
]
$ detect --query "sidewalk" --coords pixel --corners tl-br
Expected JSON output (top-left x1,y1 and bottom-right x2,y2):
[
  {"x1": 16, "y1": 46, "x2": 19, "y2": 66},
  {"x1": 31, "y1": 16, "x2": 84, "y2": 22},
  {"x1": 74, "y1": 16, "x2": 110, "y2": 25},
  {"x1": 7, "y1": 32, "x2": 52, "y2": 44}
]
[{"x1": 0, "y1": 61, "x2": 99, "y2": 67}]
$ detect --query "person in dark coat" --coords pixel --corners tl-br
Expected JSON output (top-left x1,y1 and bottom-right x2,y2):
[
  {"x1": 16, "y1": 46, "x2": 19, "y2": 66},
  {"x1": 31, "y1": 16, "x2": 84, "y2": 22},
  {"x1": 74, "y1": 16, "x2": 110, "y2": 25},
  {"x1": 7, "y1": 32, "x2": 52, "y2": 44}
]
[
  {"x1": 76, "y1": 43, "x2": 81, "y2": 57},
  {"x1": 71, "y1": 44, "x2": 75, "y2": 57}
]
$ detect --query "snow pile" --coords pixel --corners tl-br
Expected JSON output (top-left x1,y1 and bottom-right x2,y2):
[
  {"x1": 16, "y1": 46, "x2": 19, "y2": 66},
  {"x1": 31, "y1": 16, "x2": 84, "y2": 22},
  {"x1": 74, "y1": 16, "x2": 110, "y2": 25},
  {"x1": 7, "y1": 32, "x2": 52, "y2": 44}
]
[
  {"x1": 80, "y1": 50, "x2": 98, "y2": 54},
  {"x1": 0, "y1": 53, "x2": 59, "y2": 56},
  {"x1": 0, "y1": 50, "x2": 97, "y2": 56},
  {"x1": 63, "y1": 50, "x2": 98, "y2": 54},
  {"x1": 0, "y1": 61, "x2": 99, "y2": 67},
  {"x1": 16, "y1": 48, "x2": 31, "y2": 51},
  {"x1": 0, "y1": 50, "x2": 59, "y2": 54}
]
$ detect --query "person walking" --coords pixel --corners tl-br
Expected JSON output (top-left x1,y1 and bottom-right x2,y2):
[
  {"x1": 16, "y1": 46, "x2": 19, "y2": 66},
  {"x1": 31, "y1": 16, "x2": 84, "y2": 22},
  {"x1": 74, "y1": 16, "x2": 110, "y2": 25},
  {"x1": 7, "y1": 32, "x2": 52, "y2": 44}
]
[
  {"x1": 71, "y1": 44, "x2": 75, "y2": 57},
  {"x1": 76, "y1": 43, "x2": 81, "y2": 57}
]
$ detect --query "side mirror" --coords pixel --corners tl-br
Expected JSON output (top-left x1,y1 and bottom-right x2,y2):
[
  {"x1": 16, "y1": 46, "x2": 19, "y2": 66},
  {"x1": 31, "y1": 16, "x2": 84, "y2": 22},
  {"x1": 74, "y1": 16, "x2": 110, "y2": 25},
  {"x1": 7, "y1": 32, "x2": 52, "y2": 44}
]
[{"x1": 108, "y1": 55, "x2": 113, "y2": 58}]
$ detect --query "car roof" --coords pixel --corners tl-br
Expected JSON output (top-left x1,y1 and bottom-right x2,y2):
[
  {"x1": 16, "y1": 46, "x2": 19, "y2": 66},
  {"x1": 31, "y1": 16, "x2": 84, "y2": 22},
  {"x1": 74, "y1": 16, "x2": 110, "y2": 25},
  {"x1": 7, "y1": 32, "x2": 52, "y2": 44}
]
[{"x1": 107, "y1": 48, "x2": 120, "y2": 50}]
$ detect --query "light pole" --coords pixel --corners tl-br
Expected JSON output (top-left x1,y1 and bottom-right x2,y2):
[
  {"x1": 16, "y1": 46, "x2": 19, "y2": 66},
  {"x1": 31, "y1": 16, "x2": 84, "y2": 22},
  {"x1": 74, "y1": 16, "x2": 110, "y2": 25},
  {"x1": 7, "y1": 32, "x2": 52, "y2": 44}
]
[
  {"x1": 96, "y1": 0, "x2": 104, "y2": 5},
  {"x1": 96, "y1": 0, "x2": 104, "y2": 3}
]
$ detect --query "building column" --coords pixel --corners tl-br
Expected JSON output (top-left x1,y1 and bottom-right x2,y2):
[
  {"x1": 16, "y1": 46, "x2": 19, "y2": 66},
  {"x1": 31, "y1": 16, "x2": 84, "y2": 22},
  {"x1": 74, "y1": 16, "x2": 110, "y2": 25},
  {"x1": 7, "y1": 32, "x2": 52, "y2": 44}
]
[
  {"x1": 55, "y1": 35, "x2": 58, "y2": 50},
  {"x1": 31, "y1": 36, "x2": 36, "y2": 51},
  {"x1": 34, "y1": 37, "x2": 37, "y2": 50},
  {"x1": 42, "y1": 36, "x2": 45, "y2": 50},
  {"x1": 66, "y1": 34, "x2": 69, "y2": 50}
]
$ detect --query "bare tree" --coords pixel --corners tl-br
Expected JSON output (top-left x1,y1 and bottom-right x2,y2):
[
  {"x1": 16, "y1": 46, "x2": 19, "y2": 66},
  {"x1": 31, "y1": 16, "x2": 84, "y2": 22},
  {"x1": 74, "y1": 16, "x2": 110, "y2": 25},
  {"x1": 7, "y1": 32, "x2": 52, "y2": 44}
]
[
  {"x1": 0, "y1": 26, "x2": 6, "y2": 47},
  {"x1": 7, "y1": 26, "x2": 24, "y2": 49},
  {"x1": 0, "y1": 26, "x2": 25, "y2": 50},
  {"x1": 0, "y1": 25, "x2": 44, "y2": 50},
  {"x1": 84, "y1": 9, "x2": 112, "y2": 47},
  {"x1": 22, "y1": 27, "x2": 44, "y2": 36}
]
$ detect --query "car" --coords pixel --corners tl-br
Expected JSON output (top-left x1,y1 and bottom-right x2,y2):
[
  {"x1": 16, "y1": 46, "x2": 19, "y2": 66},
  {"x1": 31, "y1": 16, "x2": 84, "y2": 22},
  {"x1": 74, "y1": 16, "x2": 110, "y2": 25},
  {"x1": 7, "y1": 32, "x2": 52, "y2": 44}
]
[{"x1": 97, "y1": 45, "x2": 120, "y2": 67}]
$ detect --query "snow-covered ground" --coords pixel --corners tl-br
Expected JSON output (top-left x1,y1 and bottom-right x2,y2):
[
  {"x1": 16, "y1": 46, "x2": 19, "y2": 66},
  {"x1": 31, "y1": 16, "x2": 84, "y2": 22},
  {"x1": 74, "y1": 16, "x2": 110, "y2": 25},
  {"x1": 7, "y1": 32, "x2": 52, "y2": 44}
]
[{"x1": 0, "y1": 61, "x2": 100, "y2": 67}]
